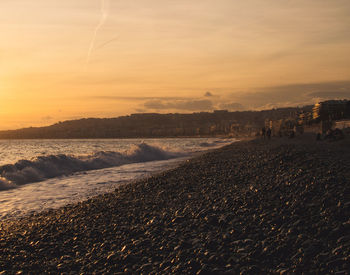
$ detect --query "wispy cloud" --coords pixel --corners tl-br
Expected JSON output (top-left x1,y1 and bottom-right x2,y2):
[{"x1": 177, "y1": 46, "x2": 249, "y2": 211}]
[
  {"x1": 89, "y1": 96, "x2": 193, "y2": 101},
  {"x1": 41, "y1": 115, "x2": 53, "y2": 121},
  {"x1": 228, "y1": 80, "x2": 350, "y2": 109},
  {"x1": 88, "y1": 80, "x2": 350, "y2": 113},
  {"x1": 218, "y1": 102, "x2": 245, "y2": 111},
  {"x1": 144, "y1": 99, "x2": 214, "y2": 111},
  {"x1": 86, "y1": 0, "x2": 110, "y2": 65}
]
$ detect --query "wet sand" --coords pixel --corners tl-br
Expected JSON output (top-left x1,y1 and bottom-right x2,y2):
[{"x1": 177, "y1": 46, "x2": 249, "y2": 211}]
[{"x1": 0, "y1": 135, "x2": 349, "y2": 274}]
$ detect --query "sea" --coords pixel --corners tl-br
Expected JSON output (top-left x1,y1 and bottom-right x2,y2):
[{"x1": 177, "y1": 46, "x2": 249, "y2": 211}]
[{"x1": 0, "y1": 138, "x2": 235, "y2": 220}]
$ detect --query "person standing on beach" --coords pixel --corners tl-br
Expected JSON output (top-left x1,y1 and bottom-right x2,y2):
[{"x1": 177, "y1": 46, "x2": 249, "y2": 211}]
[
  {"x1": 261, "y1": 127, "x2": 266, "y2": 139},
  {"x1": 266, "y1": 128, "x2": 271, "y2": 139}
]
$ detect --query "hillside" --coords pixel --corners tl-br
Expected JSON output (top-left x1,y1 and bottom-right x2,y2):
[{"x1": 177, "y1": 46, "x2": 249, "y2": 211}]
[{"x1": 0, "y1": 107, "x2": 312, "y2": 139}]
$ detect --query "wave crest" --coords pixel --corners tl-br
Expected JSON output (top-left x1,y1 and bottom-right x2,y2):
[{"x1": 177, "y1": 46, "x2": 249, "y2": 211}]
[{"x1": 0, "y1": 143, "x2": 185, "y2": 190}]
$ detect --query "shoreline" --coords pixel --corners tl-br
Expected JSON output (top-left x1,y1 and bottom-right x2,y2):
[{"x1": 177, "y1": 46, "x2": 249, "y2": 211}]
[
  {"x1": 0, "y1": 135, "x2": 349, "y2": 273},
  {"x1": 0, "y1": 135, "x2": 241, "y2": 141},
  {"x1": 0, "y1": 138, "x2": 233, "y2": 220},
  {"x1": 0, "y1": 156, "x2": 193, "y2": 221}
]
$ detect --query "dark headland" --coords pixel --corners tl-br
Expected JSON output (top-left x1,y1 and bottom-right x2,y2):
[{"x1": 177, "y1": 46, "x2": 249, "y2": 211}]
[
  {"x1": 0, "y1": 135, "x2": 349, "y2": 274},
  {"x1": 0, "y1": 107, "x2": 312, "y2": 139}
]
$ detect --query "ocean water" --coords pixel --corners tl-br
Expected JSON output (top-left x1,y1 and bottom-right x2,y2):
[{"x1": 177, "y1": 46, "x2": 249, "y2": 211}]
[{"x1": 0, "y1": 138, "x2": 235, "y2": 220}]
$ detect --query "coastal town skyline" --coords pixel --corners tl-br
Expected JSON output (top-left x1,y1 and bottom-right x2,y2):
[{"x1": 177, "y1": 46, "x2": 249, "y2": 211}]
[{"x1": 1, "y1": 0, "x2": 350, "y2": 130}]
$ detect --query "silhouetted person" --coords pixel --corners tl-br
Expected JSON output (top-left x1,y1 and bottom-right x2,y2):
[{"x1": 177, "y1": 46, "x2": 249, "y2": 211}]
[
  {"x1": 325, "y1": 128, "x2": 344, "y2": 141},
  {"x1": 266, "y1": 128, "x2": 271, "y2": 139},
  {"x1": 333, "y1": 128, "x2": 344, "y2": 140},
  {"x1": 261, "y1": 127, "x2": 266, "y2": 139}
]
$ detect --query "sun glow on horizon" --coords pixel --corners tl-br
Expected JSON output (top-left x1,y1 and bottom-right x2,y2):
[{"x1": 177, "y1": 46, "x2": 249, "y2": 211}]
[{"x1": 1, "y1": 0, "x2": 350, "y2": 130}]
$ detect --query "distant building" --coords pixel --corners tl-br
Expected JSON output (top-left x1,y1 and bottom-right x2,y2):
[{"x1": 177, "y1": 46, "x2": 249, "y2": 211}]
[
  {"x1": 335, "y1": 120, "x2": 350, "y2": 130},
  {"x1": 298, "y1": 111, "x2": 313, "y2": 126},
  {"x1": 312, "y1": 100, "x2": 350, "y2": 121}
]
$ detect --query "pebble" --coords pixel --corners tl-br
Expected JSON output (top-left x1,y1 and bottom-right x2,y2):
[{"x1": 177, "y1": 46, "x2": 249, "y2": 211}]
[{"x1": 0, "y1": 135, "x2": 349, "y2": 273}]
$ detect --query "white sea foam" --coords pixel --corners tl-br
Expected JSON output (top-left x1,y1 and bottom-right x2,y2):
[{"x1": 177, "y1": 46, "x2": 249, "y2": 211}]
[
  {"x1": 0, "y1": 177, "x2": 17, "y2": 191},
  {"x1": 0, "y1": 138, "x2": 236, "y2": 219},
  {"x1": 0, "y1": 143, "x2": 186, "y2": 189}
]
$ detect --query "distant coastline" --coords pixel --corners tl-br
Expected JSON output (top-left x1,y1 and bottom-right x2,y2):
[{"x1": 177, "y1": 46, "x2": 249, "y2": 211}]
[{"x1": 0, "y1": 107, "x2": 311, "y2": 139}]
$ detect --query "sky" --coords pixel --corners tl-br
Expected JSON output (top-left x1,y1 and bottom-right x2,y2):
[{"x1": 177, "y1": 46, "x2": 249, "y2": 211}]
[{"x1": 1, "y1": 0, "x2": 350, "y2": 130}]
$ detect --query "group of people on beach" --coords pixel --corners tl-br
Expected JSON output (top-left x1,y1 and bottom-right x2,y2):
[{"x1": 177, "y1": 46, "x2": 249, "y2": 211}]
[
  {"x1": 261, "y1": 125, "x2": 346, "y2": 141},
  {"x1": 317, "y1": 128, "x2": 345, "y2": 141},
  {"x1": 259, "y1": 126, "x2": 297, "y2": 139},
  {"x1": 261, "y1": 127, "x2": 272, "y2": 139}
]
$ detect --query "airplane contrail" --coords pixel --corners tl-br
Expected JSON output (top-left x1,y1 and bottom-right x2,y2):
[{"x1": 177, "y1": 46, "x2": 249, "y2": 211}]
[
  {"x1": 95, "y1": 36, "x2": 119, "y2": 51},
  {"x1": 86, "y1": 0, "x2": 110, "y2": 66}
]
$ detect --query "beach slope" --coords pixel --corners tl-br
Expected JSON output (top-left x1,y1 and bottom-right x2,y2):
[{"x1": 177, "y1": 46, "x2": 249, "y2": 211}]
[{"x1": 0, "y1": 136, "x2": 349, "y2": 274}]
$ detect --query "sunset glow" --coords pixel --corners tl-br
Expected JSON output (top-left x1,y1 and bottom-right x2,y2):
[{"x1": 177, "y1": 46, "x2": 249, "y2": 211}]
[{"x1": 1, "y1": 0, "x2": 350, "y2": 129}]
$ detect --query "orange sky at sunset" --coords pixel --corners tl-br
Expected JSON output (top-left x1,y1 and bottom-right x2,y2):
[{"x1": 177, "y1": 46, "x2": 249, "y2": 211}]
[{"x1": 1, "y1": 0, "x2": 350, "y2": 130}]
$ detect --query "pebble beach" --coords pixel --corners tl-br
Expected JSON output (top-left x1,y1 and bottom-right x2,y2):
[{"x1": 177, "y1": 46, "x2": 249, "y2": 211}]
[{"x1": 0, "y1": 135, "x2": 349, "y2": 274}]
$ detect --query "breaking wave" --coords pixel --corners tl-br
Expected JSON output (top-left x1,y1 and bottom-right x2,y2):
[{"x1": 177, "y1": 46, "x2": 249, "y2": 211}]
[
  {"x1": 199, "y1": 139, "x2": 233, "y2": 148},
  {"x1": 0, "y1": 143, "x2": 186, "y2": 190}
]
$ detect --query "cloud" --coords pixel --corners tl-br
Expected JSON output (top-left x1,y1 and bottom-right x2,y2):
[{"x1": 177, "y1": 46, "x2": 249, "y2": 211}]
[
  {"x1": 307, "y1": 91, "x2": 350, "y2": 99},
  {"x1": 229, "y1": 80, "x2": 350, "y2": 110},
  {"x1": 218, "y1": 102, "x2": 245, "y2": 111},
  {"x1": 41, "y1": 116, "x2": 53, "y2": 121},
  {"x1": 95, "y1": 36, "x2": 119, "y2": 51},
  {"x1": 144, "y1": 99, "x2": 214, "y2": 111},
  {"x1": 134, "y1": 108, "x2": 147, "y2": 113},
  {"x1": 86, "y1": 80, "x2": 350, "y2": 114},
  {"x1": 90, "y1": 96, "x2": 192, "y2": 101}
]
